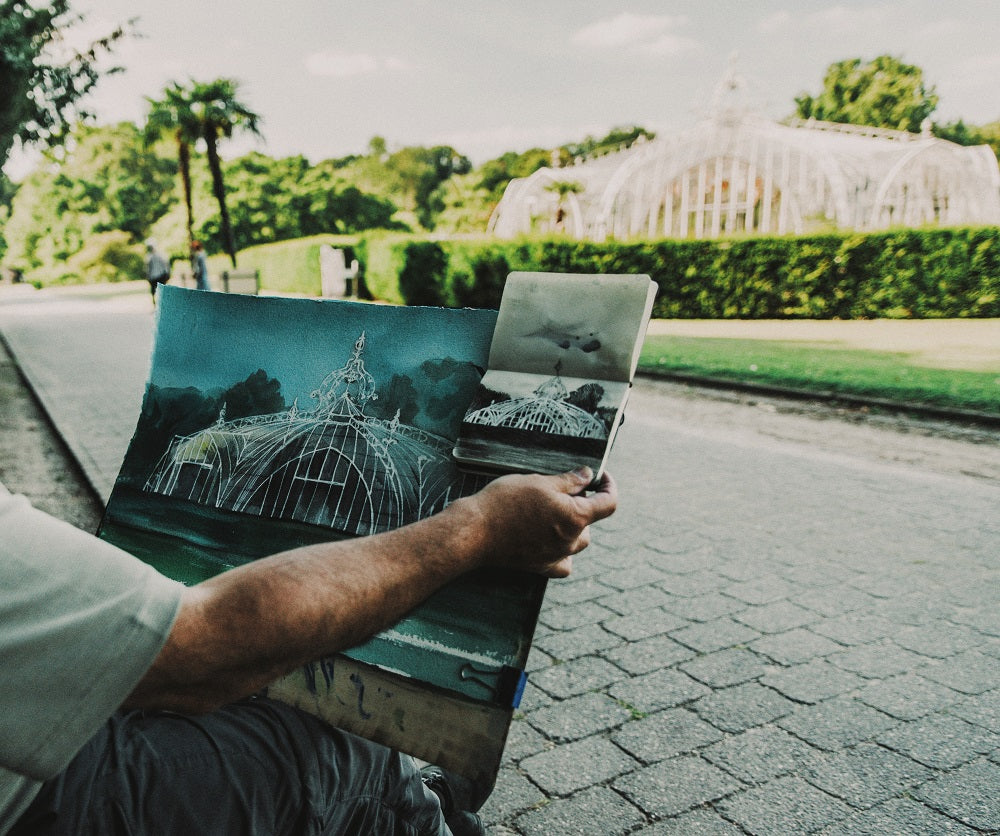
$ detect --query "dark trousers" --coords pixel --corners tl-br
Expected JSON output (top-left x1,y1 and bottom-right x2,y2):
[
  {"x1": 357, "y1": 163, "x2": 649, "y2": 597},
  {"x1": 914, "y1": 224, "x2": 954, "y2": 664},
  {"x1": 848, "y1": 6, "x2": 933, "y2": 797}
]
[{"x1": 12, "y1": 697, "x2": 449, "y2": 835}]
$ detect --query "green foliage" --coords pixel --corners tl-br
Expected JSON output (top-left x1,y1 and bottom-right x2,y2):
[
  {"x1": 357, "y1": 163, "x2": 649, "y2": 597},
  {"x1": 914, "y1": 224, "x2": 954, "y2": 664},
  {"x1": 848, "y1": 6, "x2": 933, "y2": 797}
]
[
  {"x1": 63, "y1": 229, "x2": 143, "y2": 283},
  {"x1": 398, "y1": 241, "x2": 449, "y2": 306},
  {"x1": 3, "y1": 122, "x2": 174, "y2": 282},
  {"x1": 381, "y1": 228, "x2": 1000, "y2": 319},
  {"x1": 793, "y1": 55, "x2": 938, "y2": 133},
  {"x1": 0, "y1": 0, "x2": 127, "y2": 167},
  {"x1": 934, "y1": 119, "x2": 1000, "y2": 160}
]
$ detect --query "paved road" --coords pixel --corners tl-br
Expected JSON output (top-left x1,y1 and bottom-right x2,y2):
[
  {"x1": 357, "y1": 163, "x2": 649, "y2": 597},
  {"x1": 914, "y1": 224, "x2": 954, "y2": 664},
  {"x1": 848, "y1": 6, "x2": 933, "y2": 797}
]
[{"x1": 1, "y1": 283, "x2": 998, "y2": 834}]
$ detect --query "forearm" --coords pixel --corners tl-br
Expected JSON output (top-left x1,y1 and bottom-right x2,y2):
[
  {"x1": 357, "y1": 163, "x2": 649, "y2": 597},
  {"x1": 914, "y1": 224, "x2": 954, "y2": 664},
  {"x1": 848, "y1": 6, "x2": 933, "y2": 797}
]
[
  {"x1": 125, "y1": 496, "x2": 486, "y2": 712},
  {"x1": 125, "y1": 469, "x2": 617, "y2": 714}
]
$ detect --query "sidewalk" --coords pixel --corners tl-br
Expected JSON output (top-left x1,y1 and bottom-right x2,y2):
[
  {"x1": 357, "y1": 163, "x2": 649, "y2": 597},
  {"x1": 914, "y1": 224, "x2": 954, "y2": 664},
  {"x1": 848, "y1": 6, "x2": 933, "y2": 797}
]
[{"x1": 2, "y1": 282, "x2": 998, "y2": 833}]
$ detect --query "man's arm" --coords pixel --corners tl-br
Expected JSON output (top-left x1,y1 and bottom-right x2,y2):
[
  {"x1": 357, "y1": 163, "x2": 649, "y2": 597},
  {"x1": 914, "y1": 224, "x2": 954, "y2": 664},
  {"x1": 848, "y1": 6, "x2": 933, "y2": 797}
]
[{"x1": 124, "y1": 468, "x2": 617, "y2": 714}]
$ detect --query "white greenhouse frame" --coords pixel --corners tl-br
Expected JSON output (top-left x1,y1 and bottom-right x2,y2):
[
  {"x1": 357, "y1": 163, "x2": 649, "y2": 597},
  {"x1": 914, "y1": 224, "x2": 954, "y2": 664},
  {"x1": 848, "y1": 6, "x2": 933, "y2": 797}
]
[{"x1": 488, "y1": 113, "x2": 1000, "y2": 241}]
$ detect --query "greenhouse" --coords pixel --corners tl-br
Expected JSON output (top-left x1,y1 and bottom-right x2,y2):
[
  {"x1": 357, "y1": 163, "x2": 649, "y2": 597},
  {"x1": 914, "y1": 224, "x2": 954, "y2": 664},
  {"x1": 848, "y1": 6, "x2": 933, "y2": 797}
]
[{"x1": 488, "y1": 104, "x2": 1000, "y2": 242}]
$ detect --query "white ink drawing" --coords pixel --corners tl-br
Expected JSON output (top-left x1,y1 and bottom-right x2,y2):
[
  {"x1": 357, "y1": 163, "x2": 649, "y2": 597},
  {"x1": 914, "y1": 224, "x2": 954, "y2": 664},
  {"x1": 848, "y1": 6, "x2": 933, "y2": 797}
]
[
  {"x1": 463, "y1": 361, "x2": 609, "y2": 439},
  {"x1": 145, "y1": 332, "x2": 483, "y2": 536}
]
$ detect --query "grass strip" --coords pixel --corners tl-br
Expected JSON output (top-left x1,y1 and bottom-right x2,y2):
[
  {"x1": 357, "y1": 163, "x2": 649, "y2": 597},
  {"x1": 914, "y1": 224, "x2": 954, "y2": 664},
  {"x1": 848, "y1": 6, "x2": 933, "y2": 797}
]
[{"x1": 638, "y1": 335, "x2": 1000, "y2": 416}]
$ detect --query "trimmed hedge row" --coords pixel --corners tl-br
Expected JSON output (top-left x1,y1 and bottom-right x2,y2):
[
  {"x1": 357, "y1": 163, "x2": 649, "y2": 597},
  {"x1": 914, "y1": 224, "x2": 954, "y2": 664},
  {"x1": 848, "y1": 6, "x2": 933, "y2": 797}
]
[{"x1": 361, "y1": 227, "x2": 1000, "y2": 319}]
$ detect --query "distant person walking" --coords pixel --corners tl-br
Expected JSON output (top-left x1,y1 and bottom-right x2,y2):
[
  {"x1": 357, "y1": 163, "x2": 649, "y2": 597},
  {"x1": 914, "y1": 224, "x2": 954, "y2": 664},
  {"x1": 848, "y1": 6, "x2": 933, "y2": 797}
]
[
  {"x1": 191, "y1": 241, "x2": 210, "y2": 291},
  {"x1": 144, "y1": 240, "x2": 170, "y2": 301}
]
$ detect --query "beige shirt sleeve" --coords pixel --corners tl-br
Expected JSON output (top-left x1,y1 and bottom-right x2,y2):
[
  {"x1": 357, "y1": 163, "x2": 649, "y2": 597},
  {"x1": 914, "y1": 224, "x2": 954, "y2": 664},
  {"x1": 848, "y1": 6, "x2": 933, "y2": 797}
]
[{"x1": 0, "y1": 487, "x2": 183, "y2": 781}]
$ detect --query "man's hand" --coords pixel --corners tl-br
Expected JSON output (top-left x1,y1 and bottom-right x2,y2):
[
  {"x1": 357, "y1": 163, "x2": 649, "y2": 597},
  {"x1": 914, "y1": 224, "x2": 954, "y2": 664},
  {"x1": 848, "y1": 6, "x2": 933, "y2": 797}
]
[{"x1": 458, "y1": 467, "x2": 618, "y2": 578}]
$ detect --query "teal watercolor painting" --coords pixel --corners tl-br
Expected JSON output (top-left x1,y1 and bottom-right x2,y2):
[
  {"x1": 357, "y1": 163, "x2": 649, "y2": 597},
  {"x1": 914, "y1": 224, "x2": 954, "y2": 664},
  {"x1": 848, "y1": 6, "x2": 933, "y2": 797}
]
[{"x1": 99, "y1": 285, "x2": 545, "y2": 708}]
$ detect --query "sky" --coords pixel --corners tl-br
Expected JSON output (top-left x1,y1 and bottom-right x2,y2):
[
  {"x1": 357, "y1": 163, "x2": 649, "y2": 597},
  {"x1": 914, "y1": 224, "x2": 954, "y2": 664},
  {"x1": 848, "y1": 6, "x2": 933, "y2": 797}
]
[{"x1": 5, "y1": 0, "x2": 1000, "y2": 179}]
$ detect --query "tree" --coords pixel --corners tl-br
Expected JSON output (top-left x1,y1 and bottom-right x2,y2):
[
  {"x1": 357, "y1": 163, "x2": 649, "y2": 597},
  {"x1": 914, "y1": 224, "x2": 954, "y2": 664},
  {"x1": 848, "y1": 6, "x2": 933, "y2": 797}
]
[
  {"x1": 0, "y1": 0, "x2": 127, "y2": 169},
  {"x1": 793, "y1": 55, "x2": 938, "y2": 133},
  {"x1": 144, "y1": 83, "x2": 203, "y2": 250},
  {"x1": 186, "y1": 79, "x2": 262, "y2": 267}
]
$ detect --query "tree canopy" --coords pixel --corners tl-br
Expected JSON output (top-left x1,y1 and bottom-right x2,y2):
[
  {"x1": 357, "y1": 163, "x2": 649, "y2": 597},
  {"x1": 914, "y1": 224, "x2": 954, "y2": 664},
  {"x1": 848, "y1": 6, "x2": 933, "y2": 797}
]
[
  {"x1": 793, "y1": 55, "x2": 939, "y2": 133},
  {"x1": 0, "y1": 0, "x2": 127, "y2": 168}
]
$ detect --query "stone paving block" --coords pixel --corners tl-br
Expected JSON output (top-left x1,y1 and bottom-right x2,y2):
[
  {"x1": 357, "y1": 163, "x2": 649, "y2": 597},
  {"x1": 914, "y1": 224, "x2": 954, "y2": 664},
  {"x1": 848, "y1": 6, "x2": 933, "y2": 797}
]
[
  {"x1": 602, "y1": 608, "x2": 688, "y2": 641},
  {"x1": 893, "y1": 622, "x2": 987, "y2": 658},
  {"x1": 657, "y1": 569, "x2": 729, "y2": 597},
  {"x1": 538, "y1": 600, "x2": 616, "y2": 631},
  {"x1": 532, "y1": 622, "x2": 622, "y2": 662},
  {"x1": 595, "y1": 584, "x2": 675, "y2": 616},
  {"x1": 797, "y1": 741, "x2": 934, "y2": 809},
  {"x1": 919, "y1": 650, "x2": 1000, "y2": 694},
  {"x1": 649, "y1": 546, "x2": 720, "y2": 575},
  {"x1": 661, "y1": 592, "x2": 746, "y2": 622},
  {"x1": 825, "y1": 639, "x2": 926, "y2": 678},
  {"x1": 948, "y1": 688, "x2": 1000, "y2": 732},
  {"x1": 613, "y1": 755, "x2": 742, "y2": 819},
  {"x1": 949, "y1": 606, "x2": 1000, "y2": 638},
  {"x1": 514, "y1": 785, "x2": 646, "y2": 835},
  {"x1": 702, "y1": 725, "x2": 814, "y2": 784},
  {"x1": 816, "y1": 797, "x2": 980, "y2": 835},
  {"x1": 525, "y1": 644, "x2": 554, "y2": 674},
  {"x1": 500, "y1": 718, "x2": 549, "y2": 763},
  {"x1": 598, "y1": 564, "x2": 671, "y2": 591},
  {"x1": 854, "y1": 673, "x2": 961, "y2": 720},
  {"x1": 543, "y1": 576, "x2": 617, "y2": 606},
  {"x1": 715, "y1": 775, "x2": 853, "y2": 834},
  {"x1": 912, "y1": 758, "x2": 1000, "y2": 831},
  {"x1": 761, "y1": 659, "x2": 865, "y2": 703},
  {"x1": 778, "y1": 697, "x2": 899, "y2": 751},
  {"x1": 877, "y1": 713, "x2": 1000, "y2": 769},
  {"x1": 750, "y1": 628, "x2": 843, "y2": 665},
  {"x1": 679, "y1": 647, "x2": 770, "y2": 688},
  {"x1": 733, "y1": 599, "x2": 816, "y2": 634},
  {"x1": 525, "y1": 692, "x2": 633, "y2": 743},
  {"x1": 601, "y1": 633, "x2": 696, "y2": 675},
  {"x1": 517, "y1": 680, "x2": 556, "y2": 712},
  {"x1": 481, "y1": 767, "x2": 547, "y2": 826},
  {"x1": 795, "y1": 586, "x2": 878, "y2": 618},
  {"x1": 529, "y1": 655, "x2": 625, "y2": 700},
  {"x1": 808, "y1": 612, "x2": 898, "y2": 646},
  {"x1": 723, "y1": 575, "x2": 797, "y2": 605},
  {"x1": 520, "y1": 736, "x2": 637, "y2": 796},
  {"x1": 670, "y1": 617, "x2": 761, "y2": 653},
  {"x1": 612, "y1": 707, "x2": 724, "y2": 763},
  {"x1": 635, "y1": 808, "x2": 745, "y2": 834},
  {"x1": 609, "y1": 668, "x2": 710, "y2": 714},
  {"x1": 693, "y1": 682, "x2": 797, "y2": 733}
]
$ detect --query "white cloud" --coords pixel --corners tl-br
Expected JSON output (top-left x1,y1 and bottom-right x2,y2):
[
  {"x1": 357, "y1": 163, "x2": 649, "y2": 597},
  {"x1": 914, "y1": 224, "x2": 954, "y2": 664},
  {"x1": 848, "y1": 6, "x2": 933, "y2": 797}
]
[{"x1": 571, "y1": 12, "x2": 695, "y2": 55}]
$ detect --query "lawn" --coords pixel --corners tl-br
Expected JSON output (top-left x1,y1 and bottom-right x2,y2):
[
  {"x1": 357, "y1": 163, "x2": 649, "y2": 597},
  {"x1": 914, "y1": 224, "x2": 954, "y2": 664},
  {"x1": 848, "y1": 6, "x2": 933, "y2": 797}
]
[{"x1": 638, "y1": 328, "x2": 1000, "y2": 416}]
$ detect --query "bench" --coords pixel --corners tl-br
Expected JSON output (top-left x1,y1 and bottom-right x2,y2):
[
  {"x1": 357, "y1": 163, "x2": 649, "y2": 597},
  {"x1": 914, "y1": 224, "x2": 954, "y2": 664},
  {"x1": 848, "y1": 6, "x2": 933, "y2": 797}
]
[{"x1": 221, "y1": 269, "x2": 260, "y2": 295}]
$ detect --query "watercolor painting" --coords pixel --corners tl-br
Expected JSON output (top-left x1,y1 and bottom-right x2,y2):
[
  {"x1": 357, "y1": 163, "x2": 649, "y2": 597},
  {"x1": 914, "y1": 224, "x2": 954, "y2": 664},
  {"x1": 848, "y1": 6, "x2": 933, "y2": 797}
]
[{"x1": 99, "y1": 285, "x2": 546, "y2": 710}]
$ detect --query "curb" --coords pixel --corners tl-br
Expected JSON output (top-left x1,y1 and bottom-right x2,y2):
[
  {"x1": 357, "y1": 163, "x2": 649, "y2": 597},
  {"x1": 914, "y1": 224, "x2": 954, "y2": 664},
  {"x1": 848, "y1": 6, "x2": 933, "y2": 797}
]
[{"x1": 637, "y1": 368, "x2": 1000, "y2": 430}]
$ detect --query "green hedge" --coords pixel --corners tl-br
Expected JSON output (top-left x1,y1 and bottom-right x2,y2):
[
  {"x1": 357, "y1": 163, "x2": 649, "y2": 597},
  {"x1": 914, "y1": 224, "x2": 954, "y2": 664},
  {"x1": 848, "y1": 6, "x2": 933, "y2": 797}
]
[{"x1": 370, "y1": 227, "x2": 1000, "y2": 319}]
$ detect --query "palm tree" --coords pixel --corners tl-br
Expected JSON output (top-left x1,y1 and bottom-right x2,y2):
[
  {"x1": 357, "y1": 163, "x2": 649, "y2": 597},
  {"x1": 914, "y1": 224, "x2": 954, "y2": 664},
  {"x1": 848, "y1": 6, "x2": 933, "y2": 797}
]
[
  {"x1": 186, "y1": 78, "x2": 262, "y2": 267},
  {"x1": 144, "y1": 83, "x2": 201, "y2": 250}
]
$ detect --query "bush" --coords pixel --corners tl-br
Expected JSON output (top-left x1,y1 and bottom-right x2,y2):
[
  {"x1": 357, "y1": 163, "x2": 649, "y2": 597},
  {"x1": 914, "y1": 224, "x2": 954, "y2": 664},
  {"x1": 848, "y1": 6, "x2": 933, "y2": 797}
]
[
  {"x1": 62, "y1": 231, "x2": 145, "y2": 284},
  {"x1": 372, "y1": 227, "x2": 1000, "y2": 319}
]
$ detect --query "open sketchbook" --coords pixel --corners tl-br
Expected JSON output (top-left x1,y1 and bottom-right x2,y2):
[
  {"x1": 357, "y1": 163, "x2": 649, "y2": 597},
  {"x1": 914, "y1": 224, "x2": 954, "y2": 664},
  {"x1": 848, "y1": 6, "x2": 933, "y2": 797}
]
[
  {"x1": 98, "y1": 285, "x2": 545, "y2": 785},
  {"x1": 453, "y1": 272, "x2": 656, "y2": 480}
]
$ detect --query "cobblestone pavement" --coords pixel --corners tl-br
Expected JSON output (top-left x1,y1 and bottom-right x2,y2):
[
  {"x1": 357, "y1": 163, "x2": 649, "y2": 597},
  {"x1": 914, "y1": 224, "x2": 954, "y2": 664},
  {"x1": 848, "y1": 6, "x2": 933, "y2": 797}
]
[{"x1": 2, "y1": 284, "x2": 998, "y2": 834}]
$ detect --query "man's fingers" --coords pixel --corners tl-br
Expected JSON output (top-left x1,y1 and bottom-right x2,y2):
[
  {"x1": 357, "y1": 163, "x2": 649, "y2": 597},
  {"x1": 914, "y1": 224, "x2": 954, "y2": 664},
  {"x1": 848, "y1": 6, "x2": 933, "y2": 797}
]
[{"x1": 580, "y1": 472, "x2": 618, "y2": 522}]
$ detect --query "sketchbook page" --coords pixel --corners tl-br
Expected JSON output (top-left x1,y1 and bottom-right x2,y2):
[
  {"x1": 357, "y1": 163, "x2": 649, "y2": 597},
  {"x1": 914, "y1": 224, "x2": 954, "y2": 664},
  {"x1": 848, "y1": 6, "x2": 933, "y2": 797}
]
[
  {"x1": 487, "y1": 272, "x2": 655, "y2": 384},
  {"x1": 98, "y1": 286, "x2": 546, "y2": 708}
]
